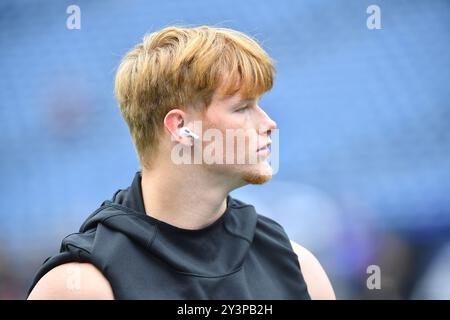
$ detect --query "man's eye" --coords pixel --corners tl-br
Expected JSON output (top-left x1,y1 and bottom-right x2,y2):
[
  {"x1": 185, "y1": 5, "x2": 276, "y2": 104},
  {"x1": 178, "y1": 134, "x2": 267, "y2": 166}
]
[{"x1": 236, "y1": 106, "x2": 249, "y2": 113}]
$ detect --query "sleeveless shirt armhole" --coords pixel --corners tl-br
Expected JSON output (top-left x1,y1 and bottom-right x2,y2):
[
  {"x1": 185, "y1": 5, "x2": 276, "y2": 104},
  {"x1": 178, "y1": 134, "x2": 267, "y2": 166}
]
[{"x1": 256, "y1": 214, "x2": 303, "y2": 266}]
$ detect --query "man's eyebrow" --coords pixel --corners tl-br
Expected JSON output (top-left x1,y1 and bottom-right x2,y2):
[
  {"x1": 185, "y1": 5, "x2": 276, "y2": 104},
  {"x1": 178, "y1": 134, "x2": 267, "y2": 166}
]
[{"x1": 232, "y1": 98, "x2": 257, "y2": 107}]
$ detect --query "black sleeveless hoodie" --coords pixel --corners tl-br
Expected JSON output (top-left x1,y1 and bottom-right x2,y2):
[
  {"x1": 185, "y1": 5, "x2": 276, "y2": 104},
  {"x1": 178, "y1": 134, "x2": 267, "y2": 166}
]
[{"x1": 28, "y1": 172, "x2": 310, "y2": 299}]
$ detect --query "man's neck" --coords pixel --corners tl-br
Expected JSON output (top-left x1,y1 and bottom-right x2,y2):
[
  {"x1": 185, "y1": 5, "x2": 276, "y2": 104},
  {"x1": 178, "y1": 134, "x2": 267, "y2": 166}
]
[{"x1": 140, "y1": 164, "x2": 238, "y2": 230}]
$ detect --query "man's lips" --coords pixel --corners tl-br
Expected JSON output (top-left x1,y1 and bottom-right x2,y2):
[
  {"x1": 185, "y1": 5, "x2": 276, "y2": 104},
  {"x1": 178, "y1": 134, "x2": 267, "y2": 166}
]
[{"x1": 257, "y1": 143, "x2": 271, "y2": 152}]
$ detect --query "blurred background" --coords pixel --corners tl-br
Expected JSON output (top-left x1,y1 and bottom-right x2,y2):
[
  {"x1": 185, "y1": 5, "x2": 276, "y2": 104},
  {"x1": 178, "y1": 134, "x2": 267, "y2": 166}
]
[{"x1": 0, "y1": 0, "x2": 449, "y2": 299}]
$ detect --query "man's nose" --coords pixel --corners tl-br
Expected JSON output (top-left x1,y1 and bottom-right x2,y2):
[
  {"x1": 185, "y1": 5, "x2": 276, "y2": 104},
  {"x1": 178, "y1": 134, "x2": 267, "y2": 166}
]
[{"x1": 257, "y1": 106, "x2": 277, "y2": 136}]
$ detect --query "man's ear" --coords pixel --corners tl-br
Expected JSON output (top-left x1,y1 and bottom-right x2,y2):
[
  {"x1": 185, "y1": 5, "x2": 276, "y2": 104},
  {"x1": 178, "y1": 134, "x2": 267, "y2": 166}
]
[{"x1": 164, "y1": 109, "x2": 189, "y2": 145}]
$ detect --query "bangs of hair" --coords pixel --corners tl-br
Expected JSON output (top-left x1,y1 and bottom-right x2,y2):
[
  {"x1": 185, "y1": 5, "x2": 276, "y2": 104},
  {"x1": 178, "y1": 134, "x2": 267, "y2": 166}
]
[
  {"x1": 213, "y1": 30, "x2": 276, "y2": 100},
  {"x1": 169, "y1": 26, "x2": 276, "y2": 105}
]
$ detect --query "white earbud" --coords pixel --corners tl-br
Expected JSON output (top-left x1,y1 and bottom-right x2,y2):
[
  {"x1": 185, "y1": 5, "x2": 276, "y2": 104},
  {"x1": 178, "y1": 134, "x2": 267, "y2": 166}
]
[{"x1": 179, "y1": 127, "x2": 199, "y2": 140}]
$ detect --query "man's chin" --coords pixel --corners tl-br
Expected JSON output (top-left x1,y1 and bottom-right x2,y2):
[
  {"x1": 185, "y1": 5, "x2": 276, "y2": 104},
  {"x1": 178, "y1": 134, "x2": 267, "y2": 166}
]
[
  {"x1": 242, "y1": 164, "x2": 273, "y2": 185},
  {"x1": 242, "y1": 173, "x2": 272, "y2": 185}
]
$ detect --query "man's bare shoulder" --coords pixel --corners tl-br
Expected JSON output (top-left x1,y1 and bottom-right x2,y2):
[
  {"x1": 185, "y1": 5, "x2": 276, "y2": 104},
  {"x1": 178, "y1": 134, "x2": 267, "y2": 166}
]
[
  {"x1": 28, "y1": 262, "x2": 114, "y2": 300},
  {"x1": 290, "y1": 240, "x2": 336, "y2": 300}
]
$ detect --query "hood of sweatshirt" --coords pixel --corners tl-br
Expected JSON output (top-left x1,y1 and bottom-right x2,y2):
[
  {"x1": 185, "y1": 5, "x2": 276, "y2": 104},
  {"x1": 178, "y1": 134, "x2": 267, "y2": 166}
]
[{"x1": 76, "y1": 172, "x2": 258, "y2": 277}]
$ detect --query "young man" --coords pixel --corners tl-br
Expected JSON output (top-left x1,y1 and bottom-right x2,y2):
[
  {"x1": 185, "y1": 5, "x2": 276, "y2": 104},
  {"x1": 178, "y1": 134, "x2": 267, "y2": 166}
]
[{"x1": 28, "y1": 26, "x2": 335, "y2": 300}]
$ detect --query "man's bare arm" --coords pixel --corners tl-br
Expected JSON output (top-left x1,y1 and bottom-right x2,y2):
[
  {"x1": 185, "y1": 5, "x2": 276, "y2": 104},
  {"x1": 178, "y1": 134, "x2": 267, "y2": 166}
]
[
  {"x1": 290, "y1": 240, "x2": 336, "y2": 300},
  {"x1": 28, "y1": 262, "x2": 114, "y2": 300}
]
